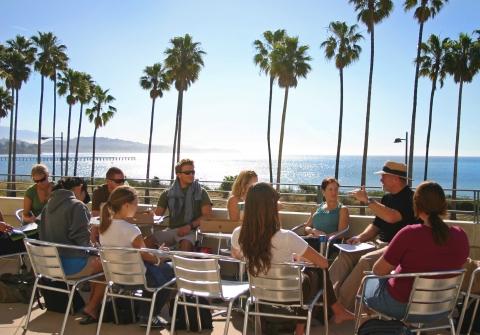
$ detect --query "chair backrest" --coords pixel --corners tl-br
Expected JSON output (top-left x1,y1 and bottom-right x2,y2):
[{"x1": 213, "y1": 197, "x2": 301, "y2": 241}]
[
  {"x1": 404, "y1": 270, "x2": 465, "y2": 322},
  {"x1": 172, "y1": 254, "x2": 223, "y2": 298},
  {"x1": 248, "y1": 263, "x2": 304, "y2": 305},
  {"x1": 24, "y1": 239, "x2": 66, "y2": 281},
  {"x1": 99, "y1": 247, "x2": 146, "y2": 287}
]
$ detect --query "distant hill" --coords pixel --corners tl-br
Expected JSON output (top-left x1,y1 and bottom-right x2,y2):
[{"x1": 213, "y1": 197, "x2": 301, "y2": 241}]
[
  {"x1": 0, "y1": 126, "x2": 37, "y2": 142},
  {"x1": 0, "y1": 136, "x2": 172, "y2": 154}
]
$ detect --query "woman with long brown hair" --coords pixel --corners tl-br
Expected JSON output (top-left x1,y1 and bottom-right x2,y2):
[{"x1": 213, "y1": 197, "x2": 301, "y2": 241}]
[
  {"x1": 366, "y1": 181, "x2": 469, "y2": 319},
  {"x1": 230, "y1": 182, "x2": 353, "y2": 335}
]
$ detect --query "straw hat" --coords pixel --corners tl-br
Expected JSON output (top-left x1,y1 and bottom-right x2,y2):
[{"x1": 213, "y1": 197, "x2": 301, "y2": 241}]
[{"x1": 374, "y1": 161, "x2": 410, "y2": 180}]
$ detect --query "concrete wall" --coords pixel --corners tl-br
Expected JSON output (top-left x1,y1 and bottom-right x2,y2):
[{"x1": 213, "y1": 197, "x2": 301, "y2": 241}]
[{"x1": 2, "y1": 196, "x2": 479, "y2": 258}]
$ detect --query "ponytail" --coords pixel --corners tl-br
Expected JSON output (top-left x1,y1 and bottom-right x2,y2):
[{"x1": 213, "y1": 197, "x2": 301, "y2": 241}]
[
  {"x1": 429, "y1": 213, "x2": 449, "y2": 245},
  {"x1": 99, "y1": 201, "x2": 113, "y2": 234},
  {"x1": 98, "y1": 185, "x2": 137, "y2": 235}
]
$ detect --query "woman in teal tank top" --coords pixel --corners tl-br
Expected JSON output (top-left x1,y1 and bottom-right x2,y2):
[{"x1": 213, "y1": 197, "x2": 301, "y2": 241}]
[{"x1": 304, "y1": 178, "x2": 349, "y2": 237}]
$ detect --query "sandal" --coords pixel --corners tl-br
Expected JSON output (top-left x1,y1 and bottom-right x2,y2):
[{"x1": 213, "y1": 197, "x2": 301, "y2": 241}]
[{"x1": 79, "y1": 314, "x2": 98, "y2": 325}]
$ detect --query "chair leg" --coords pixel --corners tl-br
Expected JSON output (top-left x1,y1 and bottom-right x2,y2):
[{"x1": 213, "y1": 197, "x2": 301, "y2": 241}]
[
  {"x1": 96, "y1": 285, "x2": 109, "y2": 335},
  {"x1": 449, "y1": 317, "x2": 456, "y2": 335},
  {"x1": 242, "y1": 300, "x2": 250, "y2": 335},
  {"x1": 223, "y1": 300, "x2": 234, "y2": 335},
  {"x1": 467, "y1": 299, "x2": 480, "y2": 335},
  {"x1": 183, "y1": 294, "x2": 190, "y2": 331},
  {"x1": 170, "y1": 294, "x2": 180, "y2": 335},
  {"x1": 195, "y1": 296, "x2": 202, "y2": 332},
  {"x1": 146, "y1": 291, "x2": 158, "y2": 335},
  {"x1": 60, "y1": 284, "x2": 77, "y2": 335},
  {"x1": 323, "y1": 288, "x2": 329, "y2": 335},
  {"x1": 23, "y1": 277, "x2": 39, "y2": 330},
  {"x1": 353, "y1": 295, "x2": 363, "y2": 335},
  {"x1": 457, "y1": 294, "x2": 469, "y2": 335},
  {"x1": 111, "y1": 287, "x2": 119, "y2": 324},
  {"x1": 306, "y1": 310, "x2": 312, "y2": 335}
]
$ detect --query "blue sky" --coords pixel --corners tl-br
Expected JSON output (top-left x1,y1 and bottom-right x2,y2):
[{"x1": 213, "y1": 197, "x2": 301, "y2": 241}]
[{"x1": 1, "y1": 0, "x2": 479, "y2": 157}]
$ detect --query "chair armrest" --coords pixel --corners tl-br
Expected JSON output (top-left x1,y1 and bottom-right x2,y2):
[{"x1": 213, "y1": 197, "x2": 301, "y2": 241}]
[{"x1": 327, "y1": 225, "x2": 350, "y2": 242}]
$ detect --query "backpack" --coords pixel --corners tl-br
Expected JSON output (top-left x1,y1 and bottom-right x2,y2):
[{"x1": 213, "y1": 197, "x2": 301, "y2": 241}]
[
  {"x1": 169, "y1": 296, "x2": 213, "y2": 331},
  {"x1": 0, "y1": 272, "x2": 35, "y2": 303},
  {"x1": 358, "y1": 319, "x2": 413, "y2": 335},
  {"x1": 39, "y1": 277, "x2": 85, "y2": 313}
]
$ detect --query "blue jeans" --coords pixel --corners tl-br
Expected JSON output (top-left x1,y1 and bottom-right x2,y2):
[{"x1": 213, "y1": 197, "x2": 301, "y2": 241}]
[
  {"x1": 364, "y1": 277, "x2": 407, "y2": 319},
  {"x1": 364, "y1": 277, "x2": 448, "y2": 324},
  {"x1": 138, "y1": 262, "x2": 174, "y2": 319}
]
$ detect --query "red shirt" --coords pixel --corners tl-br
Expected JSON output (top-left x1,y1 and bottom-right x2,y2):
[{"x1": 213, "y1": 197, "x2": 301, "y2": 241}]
[{"x1": 383, "y1": 224, "x2": 469, "y2": 303}]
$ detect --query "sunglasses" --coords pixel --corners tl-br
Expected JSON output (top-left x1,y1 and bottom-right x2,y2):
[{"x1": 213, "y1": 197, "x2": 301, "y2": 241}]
[
  {"x1": 179, "y1": 170, "x2": 195, "y2": 175},
  {"x1": 33, "y1": 176, "x2": 47, "y2": 183},
  {"x1": 109, "y1": 178, "x2": 126, "y2": 184}
]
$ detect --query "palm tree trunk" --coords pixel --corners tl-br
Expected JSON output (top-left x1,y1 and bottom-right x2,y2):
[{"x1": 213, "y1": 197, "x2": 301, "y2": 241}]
[
  {"x1": 37, "y1": 75, "x2": 45, "y2": 164},
  {"x1": 74, "y1": 103, "x2": 83, "y2": 176},
  {"x1": 408, "y1": 21, "x2": 424, "y2": 184},
  {"x1": 53, "y1": 75, "x2": 57, "y2": 179},
  {"x1": 276, "y1": 87, "x2": 289, "y2": 190},
  {"x1": 7, "y1": 88, "x2": 15, "y2": 194},
  {"x1": 170, "y1": 94, "x2": 181, "y2": 181},
  {"x1": 423, "y1": 73, "x2": 437, "y2": 181},
  {"x1": 65, "y1": 104, "x2": 73, "y2": 176},
  {"x1": 335, "y1": 68, "x2": 344, "y2": 180},
  {"x1": 267, "y1": 76, "x2": 274, "y2": 183},
  {"x1": 146, "y1": 97, "x2": 156, "y2": 205},
  {"x1": 12, "y1": 89, "x2": 19, "y2": 195},
  {"x1": 361, "y1": 28, "x2": 375, "y2": 188},
  {"x1": 450, "y1": 80, "x2": 463, "y2": 220},
  {"x1": 91, "y1": 116, "x2": 99, "y2": 181},
  {"x1": 176, "y1": 90, "x2": 184, "y2": 162}
]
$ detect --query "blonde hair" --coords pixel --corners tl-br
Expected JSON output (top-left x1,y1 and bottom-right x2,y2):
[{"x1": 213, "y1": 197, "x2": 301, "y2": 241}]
[
  {"x1": 31, "y1": 164, "x2": 48, "y2": 177},
  {"x1": 231, "y1": 170, "x2": 258, "y2": 198},
  {"x1": 99, "y1": 186, "x2": 137, "y2": 234}
]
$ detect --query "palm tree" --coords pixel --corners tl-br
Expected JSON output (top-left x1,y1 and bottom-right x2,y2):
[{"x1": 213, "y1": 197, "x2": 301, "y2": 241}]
[
  {"x1": 57, "y1": 69, "x2": 81, "y2": 176},
  {"x1": 404, "y1": 0, "x2": 448, "y2": 183},
  {"x1": 444, "y1": 33, "x2": 480, "y2": 218},
  {"x1": 253, "y1": 29, "x2": 287, "y2": 183},
  {"x1": 418, "y1": 34, "x2": 449, "y2": 180},
  {"x1": 321, "y1": 21, "x2": 363, "y2": 180},
  {"x1": 140, "y1": 63, "x2": 170, "y2": 201},
  {"x1": 5, "y1": 36, "x2": 35, "y2": 190},
  {"x1": 0, "y1": 86, "x2": 13, "y2": 121},
  {"x1": 349, "y1": 0, "x2": 393, "y2": 191},
  {"x1": 270, "y1": 36, "x2": 311, "y2": 188},
  {"x1": 31, "y1": 32, "x2": 68, "y2": 164},
  {"x1": 164, "y1": 34, "x2": 206, "y2": 180},
  {"x1": 85, "y1": 85, "x2": 116, "y2": 180},
  {"x1": 74, "y1": 72, "x2": 94, "y2": 176}
]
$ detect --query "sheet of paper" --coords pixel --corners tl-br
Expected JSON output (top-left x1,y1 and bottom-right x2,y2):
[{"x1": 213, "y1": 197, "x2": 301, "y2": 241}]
[{"x1": 333, "y1": 242, "x2": 376, "y2": 253}]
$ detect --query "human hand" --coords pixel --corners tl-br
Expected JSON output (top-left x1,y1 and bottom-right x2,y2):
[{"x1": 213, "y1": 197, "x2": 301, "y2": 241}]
[
  {"x1": 23, "y1": 215, "x2": 36, "y2": 224},
  {"x1": 0, "y1": 221, "x2": 13, "y2": 233},
  {"x1": 90, "y1": 225, "x2": 100, "y2": 244},
  {"x1": 347, "y1": 236, "x2": 362, "y2": 245},
  {"x1": 158, "y1": 243, "x2": 170, "y2": 252},
  {"x1": 177, "y1": 225, "x2": 191, "y2": 237},
  {"x1": 312, "y1": 229, "x2": 326, "y2": 237},
  {"x1": 349, "y1": 186, "x2": 368, "y2": 203}
]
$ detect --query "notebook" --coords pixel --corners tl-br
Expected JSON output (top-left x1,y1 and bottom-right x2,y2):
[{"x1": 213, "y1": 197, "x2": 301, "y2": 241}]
[{"x1": 199, "y1": 219, "x2": 241, "y2": 233}]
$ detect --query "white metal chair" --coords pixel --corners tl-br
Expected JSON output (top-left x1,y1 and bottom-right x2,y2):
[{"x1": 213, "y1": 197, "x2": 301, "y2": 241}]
[
  {"x1": 15, "y1": 208, "x2": 24, "y2": 223},
  {"x1": 242, "y1": 263, "x2": 329, "y2": 335},
  {"x1": 96, "y1": 246, "x2": 176, "y2": 335},
  {"x1": 170, "y1": 253, "x2": 249, "y2": 335},
  {"x1": 354, "y1": 269, "x2": 465, "y2": 335},
  {"x1": 23, "y1": 238, "x2": 103, "y2": 335},
  {"x1": 457, "y1": 266, "x2": 480, "y2": 335},
  {"x1": 291, "y1": 224, "x2": 350, "y2": 259}
]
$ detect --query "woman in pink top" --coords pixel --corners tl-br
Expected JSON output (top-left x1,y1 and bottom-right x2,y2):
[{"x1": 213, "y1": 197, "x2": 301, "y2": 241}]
[{"x1": 364, "y1": 181, "x2": 469, "y2": 320}]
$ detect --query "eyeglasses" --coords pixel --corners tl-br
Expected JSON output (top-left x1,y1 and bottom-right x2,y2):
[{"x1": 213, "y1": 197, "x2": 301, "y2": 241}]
[
  {"x1": 179, "y1": 170, "x2": 195, "y2": 175},
  {"x1": 109, "y1": 178, "x2": 126, "y2": 184},
  {"x1": 33, "y1": 176, "x2": 47, "y2": 183}
]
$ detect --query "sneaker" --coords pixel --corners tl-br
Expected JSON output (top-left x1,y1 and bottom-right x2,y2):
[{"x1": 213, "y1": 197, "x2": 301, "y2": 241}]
[{"x1": 138, "y1": 315, "x2": 166, "y2": 329}]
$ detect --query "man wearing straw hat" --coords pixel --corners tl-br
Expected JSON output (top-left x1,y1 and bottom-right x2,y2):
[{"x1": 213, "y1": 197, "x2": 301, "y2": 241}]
[{"x1": 329, "y1": 161, "x2": 414, "y2": 311}]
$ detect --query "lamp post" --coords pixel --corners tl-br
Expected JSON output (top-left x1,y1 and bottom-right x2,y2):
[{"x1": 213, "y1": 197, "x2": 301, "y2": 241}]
[
  {"x1": 41, "y1": 132, "x2": 63, "y2": 179},
  {"x1": 394, "y1": 131, "x2": 408, "y2": 168}
]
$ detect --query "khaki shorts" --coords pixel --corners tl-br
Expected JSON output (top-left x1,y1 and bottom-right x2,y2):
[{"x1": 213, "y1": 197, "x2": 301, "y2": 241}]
[{"x1": 153, "y1": 227, "x2": 196, "y2": 247}]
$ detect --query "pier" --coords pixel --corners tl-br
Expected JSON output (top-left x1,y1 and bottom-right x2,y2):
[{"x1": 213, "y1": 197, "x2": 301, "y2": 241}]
[{"x1": 0, "y1": 156, "x2": 136, "y2": 161}]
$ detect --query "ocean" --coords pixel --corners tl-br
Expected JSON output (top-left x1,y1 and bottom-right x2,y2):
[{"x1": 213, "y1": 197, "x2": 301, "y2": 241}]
[{"x1": 1, "y1": 153, "x2": 478, "y2": 194}]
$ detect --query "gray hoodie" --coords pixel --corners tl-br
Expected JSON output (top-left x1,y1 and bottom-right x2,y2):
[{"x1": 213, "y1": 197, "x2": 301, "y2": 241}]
[{"x1": 39, "y1": 189, "x2": 91, "y2": 258}]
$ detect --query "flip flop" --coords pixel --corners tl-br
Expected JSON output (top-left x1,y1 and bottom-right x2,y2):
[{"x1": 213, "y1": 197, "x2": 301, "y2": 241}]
[{"x1": 79, "y1": 314, "x2": 98, "y2": 325}]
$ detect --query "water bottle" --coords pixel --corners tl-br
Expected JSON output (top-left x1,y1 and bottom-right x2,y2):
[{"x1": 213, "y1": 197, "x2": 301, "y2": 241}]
[{"x1": 318, "y1": 234, "x2": 328, "y2": 256}]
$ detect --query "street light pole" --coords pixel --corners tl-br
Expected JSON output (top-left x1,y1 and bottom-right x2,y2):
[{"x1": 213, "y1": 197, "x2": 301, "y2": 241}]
[{"x1": 394, "y1": 131, "x2": 409, "y2": 175}]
